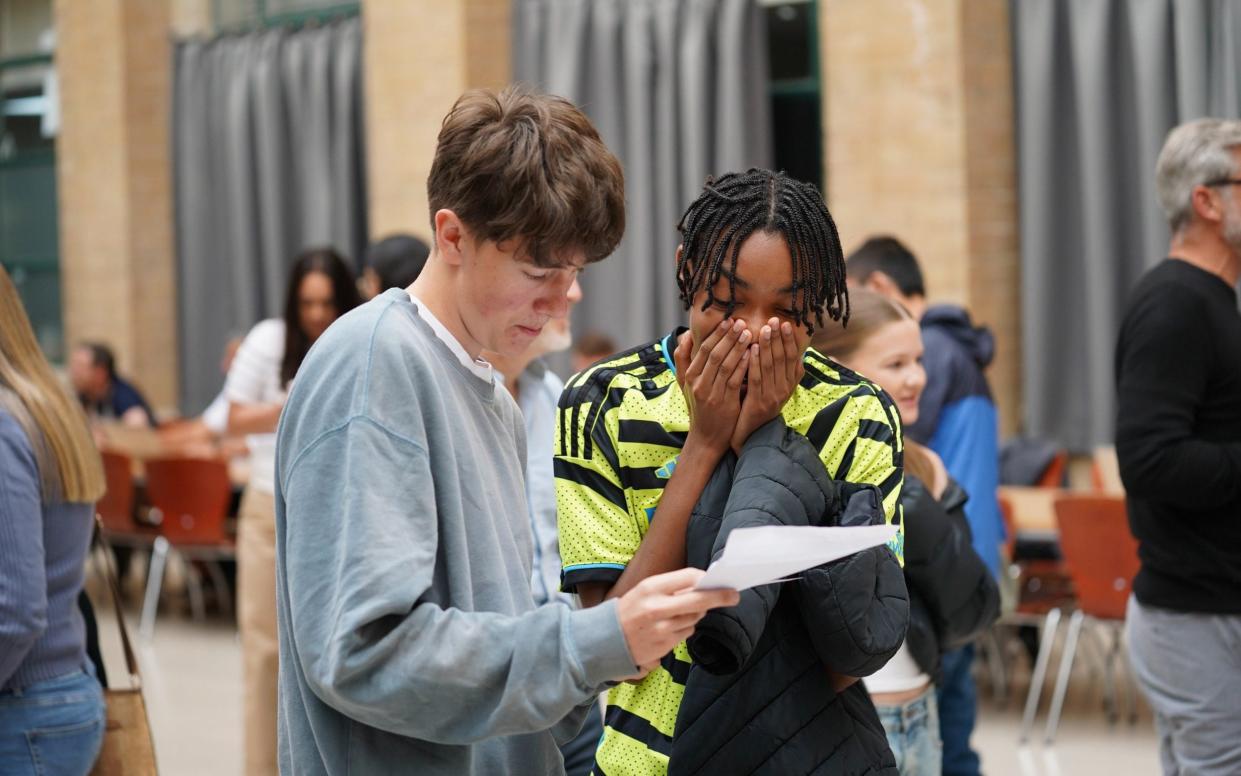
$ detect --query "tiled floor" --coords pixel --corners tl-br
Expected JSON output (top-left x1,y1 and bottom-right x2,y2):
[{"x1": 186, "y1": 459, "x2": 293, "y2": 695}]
[{"x1": 92, "y1": 590, "x2": 1161, "y2": 776}]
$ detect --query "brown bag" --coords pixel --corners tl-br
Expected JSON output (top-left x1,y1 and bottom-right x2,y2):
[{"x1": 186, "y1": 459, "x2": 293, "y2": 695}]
[{"x1": 90, "y1": 517, "x2": 159, "y2": 775}]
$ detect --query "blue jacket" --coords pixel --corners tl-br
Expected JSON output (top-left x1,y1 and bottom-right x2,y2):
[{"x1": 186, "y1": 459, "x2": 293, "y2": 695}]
[{"x1": 908, "y1": 305, "x2": 1004, "y2": 576}]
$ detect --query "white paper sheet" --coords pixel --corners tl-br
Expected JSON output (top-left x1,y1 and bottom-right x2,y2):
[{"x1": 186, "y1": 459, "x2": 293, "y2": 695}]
[{"x1": 693, "y1": 523, "x2": 899, "y2": 591}]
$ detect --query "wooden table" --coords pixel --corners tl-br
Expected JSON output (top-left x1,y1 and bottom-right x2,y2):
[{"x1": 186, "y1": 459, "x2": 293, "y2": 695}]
[
  {"x1": 998, "y1": 485, "x2": 1064, "y2": 543},
  {"x1": 97, "y1": 422, "x2": 250, "y2": 488}
]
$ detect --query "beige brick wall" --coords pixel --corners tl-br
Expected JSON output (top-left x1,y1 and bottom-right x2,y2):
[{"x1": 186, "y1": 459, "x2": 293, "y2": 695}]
[
  {"x1": 170, "y1": 0, "x2": 212, "y2": 37},
  {"x1": 57, "y1": 0, "x2": 521, "y2": 412},
  {"x1": 961, "y1": 0, "x2": 1021, "y2": 437},
  {"x1": 50, "y1": 0, "x2": 1021, "y2": 428},
  {"x1": 55, "y1": 0, "x2": 179, "y2": 413},
  {"x1": 821, "y1": 0, "x2": 1021, "y2": 435},
  {"x1": 363, "y1": 0, "x2": 512, "y2": 241}
]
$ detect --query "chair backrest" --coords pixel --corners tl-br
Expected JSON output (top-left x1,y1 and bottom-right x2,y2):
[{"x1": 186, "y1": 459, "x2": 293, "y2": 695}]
[
  {"x1": 98, "y1": 449, "x2": 136, "y2": 532},
  {"x1": 1053, "y1": 495, "x2": 1139, "y2": 620},
  {"x1": 143, "y1": 457, "x2": 232, "y2": 545},
  {"x1": 1037, "y1": 450, "x2": 1069, "y2": 489},
  {"x1": 1090, "y1": 446, "x2": 1125, "y2": 494},
  {"x1": 998, "y1": 492, "x2": 1017, "y2": 561}
]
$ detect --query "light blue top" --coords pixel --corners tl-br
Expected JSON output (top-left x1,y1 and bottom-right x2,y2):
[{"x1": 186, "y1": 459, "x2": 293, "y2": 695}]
[
  {"x1": 0, "y1": 409, "x2": 94, "y2": 691},
  {"x1": 513, "y1": 361, "x2": 573, "y2": 607},
  {"x1": 273, "y1": 289, "x2": 634, "y2": 775}
]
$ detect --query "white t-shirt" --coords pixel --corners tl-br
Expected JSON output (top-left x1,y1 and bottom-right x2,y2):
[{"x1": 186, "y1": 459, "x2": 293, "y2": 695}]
[
  {"x1": 224, "y1": 319, "x2": 287, "y2": 495},
  {"x1": 406, "y1": 293, "x2": 494, "y2": 383},
  {"x1": 201, "y1": 391, "x2": 230, "y2": 435},
  {"x1": 863, "y1": 642, "x2": 930, "y2": 695}
]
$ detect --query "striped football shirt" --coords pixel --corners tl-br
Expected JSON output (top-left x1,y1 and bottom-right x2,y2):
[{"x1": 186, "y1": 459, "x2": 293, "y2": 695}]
[{"x1": 555, "y1": 328, "x2": 904, "y2": 776}]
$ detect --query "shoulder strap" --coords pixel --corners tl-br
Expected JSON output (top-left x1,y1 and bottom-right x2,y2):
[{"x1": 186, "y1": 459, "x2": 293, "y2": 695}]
[{"x1": 93, "y1": 515, "x2": 142, "y2": 688}]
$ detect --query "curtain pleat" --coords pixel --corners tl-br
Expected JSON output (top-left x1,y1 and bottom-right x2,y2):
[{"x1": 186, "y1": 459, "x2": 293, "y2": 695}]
[
  {"x1": 172, "y1": 18, "x2": 367, "y2": 413},
  {"x1": 1013, "y1": 0, "x2": 1241, "y2": 450},
  {"x1": 513, "y1": 0, "x2": 773, "y2": 356}
]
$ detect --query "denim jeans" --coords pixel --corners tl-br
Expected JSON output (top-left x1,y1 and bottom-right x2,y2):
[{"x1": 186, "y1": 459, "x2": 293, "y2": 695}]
[
  {"x1": 876, "y1": 684, "x2": 942, "y2": 776},
  {"x1": 936, "y1": 644, "x2": 981, "y2": 776},
  {"x1": 0, "y1": 668, "x2": 105, "y2": 776},
  {"x1": 561, "y1": 702, "x2": 603, "y2": 776}
]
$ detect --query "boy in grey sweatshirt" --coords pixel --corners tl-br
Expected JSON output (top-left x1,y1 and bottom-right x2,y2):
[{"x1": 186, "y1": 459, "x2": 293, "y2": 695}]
[{"x1": 273, "y1": 87, "x2": 738, "y2": 775}]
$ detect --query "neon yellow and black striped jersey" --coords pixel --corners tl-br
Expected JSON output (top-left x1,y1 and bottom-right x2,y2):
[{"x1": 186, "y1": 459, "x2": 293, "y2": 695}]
[{"x1": 554, "y1": 328, "x2": 904, "y2": 776}]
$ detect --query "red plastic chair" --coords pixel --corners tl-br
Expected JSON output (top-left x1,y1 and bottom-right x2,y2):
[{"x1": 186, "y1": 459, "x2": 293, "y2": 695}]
[
  {"x1": 1090, "y1": 446, "x2": 1125, "y2": 494},
  {"x1": 1036, "y1": 450, "x2": 1069, "y2": 488},
  {"x1": 98, "y1": 450, "x2": 137, "y2": 532},
  {"x1": 993, "y1": 494, "x2": 1076, "y2": 740},
  {"x1": 1041, "y1": 495, "x2": 1141, "y2": 742},
  {"x1": 97, "y1": 450, "x2": 158, "y2": 550},
  {"x1": 139, "y1": 457, "x2": 236, "y2": 638}
]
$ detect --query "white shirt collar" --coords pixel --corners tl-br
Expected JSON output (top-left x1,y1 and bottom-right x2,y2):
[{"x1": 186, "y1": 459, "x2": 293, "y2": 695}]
[{"x1": 407, "y1": 292, "x2": 493, "y2": 382}]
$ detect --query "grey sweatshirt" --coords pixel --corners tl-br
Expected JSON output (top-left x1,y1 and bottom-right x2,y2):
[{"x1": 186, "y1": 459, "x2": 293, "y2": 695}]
[{"x1": 273, "y1": 289, "x2": 634, "y2": 775}]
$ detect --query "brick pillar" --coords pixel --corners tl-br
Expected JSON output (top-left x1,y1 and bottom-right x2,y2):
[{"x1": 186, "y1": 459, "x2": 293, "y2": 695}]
[
  {"x1": 363, "y1": 0, "x2": 512, "y2": 241},
  {"x1": 55, "y1": 0, "x2": 179, "y2": 413},
  {"x1": 171, "y1": 0, "x2": 212, "y2": 36},
  {"x1": 821, "y1": 0, "x2": 1021, "y2": 435}
]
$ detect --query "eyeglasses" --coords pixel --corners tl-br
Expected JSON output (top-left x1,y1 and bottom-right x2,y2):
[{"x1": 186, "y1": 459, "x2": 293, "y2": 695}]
[{"x1": 1204, "y1": 178, "x2": 1241, "y2": 187}]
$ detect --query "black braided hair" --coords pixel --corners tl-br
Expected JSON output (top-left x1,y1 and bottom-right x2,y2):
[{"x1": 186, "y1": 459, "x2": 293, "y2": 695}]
[{"x1": 675, "y1": 169, "x2": 849, "y2": 333}]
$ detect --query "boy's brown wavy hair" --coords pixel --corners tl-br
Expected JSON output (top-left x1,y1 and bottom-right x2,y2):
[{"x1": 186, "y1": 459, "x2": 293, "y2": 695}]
[{"x1": 427, "y1": 86, "x2": 626, "y2": 267}]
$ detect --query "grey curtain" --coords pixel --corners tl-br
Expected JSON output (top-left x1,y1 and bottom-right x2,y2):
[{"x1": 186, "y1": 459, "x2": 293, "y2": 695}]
[
  {"x1": 173, "y1": 17, "x2": 367, "y2": 413},
  {"x1": 513, "y1": 0, "x2": 773, "y2": 353},
  {"x1": 1012, "y1": 0, "x2": 1241, "y2": 451}
]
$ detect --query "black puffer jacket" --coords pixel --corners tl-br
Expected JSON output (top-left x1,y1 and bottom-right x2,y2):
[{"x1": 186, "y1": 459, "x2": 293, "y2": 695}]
[
  {"x1": 901, "y1": 475, "x2": 1000, "y2": 682},
  {"x1": 670, "y1": 418, "x2": 909, "y2": 776}
]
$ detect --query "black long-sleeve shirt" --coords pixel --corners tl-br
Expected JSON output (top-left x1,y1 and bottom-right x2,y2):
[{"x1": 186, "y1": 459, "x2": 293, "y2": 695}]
[{"x1": 1115, "y1": 258, "x2": 1241, "y2": 613}]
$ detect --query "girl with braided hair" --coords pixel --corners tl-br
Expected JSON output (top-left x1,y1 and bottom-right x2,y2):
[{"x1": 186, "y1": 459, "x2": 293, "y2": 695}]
[{"x1": 556, "y1": 168, "x2": 907, "y2": 775}]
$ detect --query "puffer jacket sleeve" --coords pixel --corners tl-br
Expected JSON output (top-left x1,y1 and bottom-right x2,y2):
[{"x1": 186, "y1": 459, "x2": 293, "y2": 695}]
[
  {"x1": 795, "y1": 483, "x2": 910, "y2": 677},
  {"x1": 685, "y1": 418, "x2": 843, "y2": 675},
  {"x1": 904, "y1": 477, "x2": 1000, "y2": 651}
]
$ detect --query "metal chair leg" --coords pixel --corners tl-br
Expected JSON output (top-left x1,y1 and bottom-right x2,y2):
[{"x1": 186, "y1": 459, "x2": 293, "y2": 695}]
[
  {"x1": 1020, "y1": 607, "x2": 1062, "y2": 742},
  {"x1": 1119, "y1": 633, "x2": 1140, "y2": 725},
  {"x1": 139, "y1": 536, "x2": 170, "y2": 640},
  {"x1": 1044, "y1": 609, "x2": 1085, "y2": 744},
  {"x1": 183, "y1": 557, "x2": 207, "y2": 622},
  {"x1": 985, "y1": 628, "x2": 1010, "y2": 706},
  {"x1": 1101, "y1": 625, "x2": 1121, "y2": 724},
  {"x1": 205, "y1": 560, "x2": 232, "y2": 617},
  {"x1": 1075, "y1": 621, "x2": 1105, "y2": 700}
]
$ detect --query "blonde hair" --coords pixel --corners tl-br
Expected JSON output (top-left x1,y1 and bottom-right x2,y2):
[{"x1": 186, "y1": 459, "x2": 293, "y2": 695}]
[
  {"x1": 0, "y1": 266, "x2": 105, "y2": 503},
  {"x1": 811, "y1": 288, "x2": 913, "y2": 360},
  {"x1": 811, "y1": 288, "x2": 938, "y2": 487}
]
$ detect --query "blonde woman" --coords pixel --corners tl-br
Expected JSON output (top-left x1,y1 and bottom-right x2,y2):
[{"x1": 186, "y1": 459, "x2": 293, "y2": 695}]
[
  {"x1": 813, "y1": 290, "x2": 999, "y2": 776},
  {"x1": 0, "y1": 266, "x2": 107, "y2": 775}
]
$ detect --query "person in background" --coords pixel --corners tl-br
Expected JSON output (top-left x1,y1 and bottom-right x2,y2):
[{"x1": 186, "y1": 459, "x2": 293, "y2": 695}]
[
  {"x1": 358, "y1": 233, "x2": 431, "y2": 300},
  {"x1": 67, "y1": 342, "x2": 157, "y2": 589},
  {"x1": 68, "y1": 342, "x2": 157, "y2": 427},
  {"x1": 1116, "y1": 118, "x2": 1241, "y2": 776},
  {"x1": 0, "y1": 265, "x2": 107, "y2": 776},
  {"x1": 571, "y1": 330, "x2": 617, "y2": 374},
  {"x1": 225, "y1": 247, "x2": 361, "y2": 776},
  {"x1": 157, "y1": 336, "x2": 248, "y2": 459},
  {"x1": 200, "y1": 335, "x2": 244, "y2": 438},
  {"x1": 846, "y1": 237, "x2": 1002, "y2": 776},
  {"x1": 814, "y1": 289, "x2": 1000, "y2": 776},
  {"x1": 485, "y1": 277, "x2": 603, "y2": 776}
]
